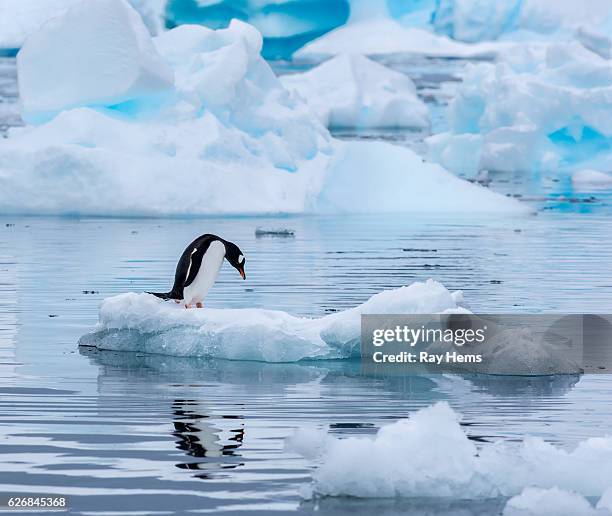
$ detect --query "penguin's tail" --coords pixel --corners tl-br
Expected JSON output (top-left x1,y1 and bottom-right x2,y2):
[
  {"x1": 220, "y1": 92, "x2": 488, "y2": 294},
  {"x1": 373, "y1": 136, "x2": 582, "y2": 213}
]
[{"x1": 147, "y1": 291, "x2": 174, "y2": 300}]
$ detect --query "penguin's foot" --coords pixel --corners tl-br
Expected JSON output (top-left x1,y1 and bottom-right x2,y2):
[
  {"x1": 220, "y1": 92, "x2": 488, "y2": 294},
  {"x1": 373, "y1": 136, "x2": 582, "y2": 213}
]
[
  {"x1": 185, "y1": 304, "x2": 192, "y2": 309},
  {"x1": 174, "y1": 299, "x2": 181, "y2": 304},
  {"x1": 196, "y1": 302, "x2": 203, "y2": 309}
]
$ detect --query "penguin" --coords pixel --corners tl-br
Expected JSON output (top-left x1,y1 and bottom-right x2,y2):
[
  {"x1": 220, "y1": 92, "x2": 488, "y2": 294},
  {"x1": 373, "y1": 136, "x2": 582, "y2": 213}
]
[{"x1": 148, "y1": 234, "x2": 246, "y2": 308}]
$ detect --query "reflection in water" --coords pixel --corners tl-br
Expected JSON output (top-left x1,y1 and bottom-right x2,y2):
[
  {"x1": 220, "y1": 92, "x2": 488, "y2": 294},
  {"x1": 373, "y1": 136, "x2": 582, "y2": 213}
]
[{"x1": 172, "y1": 399, "x2": 244, "y2": 478}]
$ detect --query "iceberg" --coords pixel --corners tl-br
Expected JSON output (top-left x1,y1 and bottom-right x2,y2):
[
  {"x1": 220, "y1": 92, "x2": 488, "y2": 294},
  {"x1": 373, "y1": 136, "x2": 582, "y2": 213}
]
[
  {"x1": 432, "y1": 0, "x2": 612, "y2": 44},
  {"x1": 427, "y1": 42, "x2": 612, "y2": 176},
  {"x1": 17, "y1": 0, "x2": 174, "y2": 124},
  {"x1": 280, "y1": 54, "x2": 429, "y2": 129},
  {"x1": 165, "y1": 0, "x2": 350, "y2": 59},
  {"x1": 78, "y1": 280, "x2": 467, "y2": 362},
  {"x1": 572, "y1": 169, "x2": 612, "y2": 191},
  {"x1": 289, "y1": 402, "x2": 612, "y2": 500},
  {"x1": 432, "y1": 0, "x2": 523, "y2": 43},
  {"x1": 0, "y1": 1, "x2": 527, "y2": 216},
  {"x1": 0, "y1": 0, "x2": 165, "y2": 52}
]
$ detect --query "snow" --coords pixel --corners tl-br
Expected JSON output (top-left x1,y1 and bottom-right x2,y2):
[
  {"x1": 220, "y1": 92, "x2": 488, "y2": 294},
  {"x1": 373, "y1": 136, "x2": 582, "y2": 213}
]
[
  {"x1": 17, "y1": 0, "x2": 174, "y2": 124},
  {"x1": 0, "y1": 0, "x2": 165, "y2": 50},
  {"x1": 0, "y1": 3, "x2": 527, "y2": 216},
  {"x1": 427, "y1": 42, "x2": 612, "y2": 176},
  {"x1": 78, "y1": 280, "x2": 466, "y2": 362},
  {"x1": 290, "y1": 402, "x2": 612, "y2": 500},
  {"x1": 280, "y1": 54, "x2": 429, "y2": 129}
]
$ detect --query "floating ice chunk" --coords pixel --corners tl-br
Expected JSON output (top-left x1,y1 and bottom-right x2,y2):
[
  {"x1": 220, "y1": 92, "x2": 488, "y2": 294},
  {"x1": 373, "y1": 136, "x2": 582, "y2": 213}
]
[
  {"x1": 503, "y1": 487, "x2": 598, "y2": 516},
  {"x1": 572, "y1": 170, "x2": 612, "y2": 191},
  {"x1": 280, "y1": 54, "x2": 429, "y2": 129},
  {"x1": 78, "y1": 280, "x2": 467, "y2": 362},
  {"x1": 598, "y1": 488, "x2": 612, "y2": 513},
  {"x1": 292, "y1": 401, "x2": 612, "y2": 499},
  {"x1": 429, "y1": 42, "x2": 612, "y2": 175},
  {"x1": 17, "y1": 0, "x2": 174, "y2": 123}
]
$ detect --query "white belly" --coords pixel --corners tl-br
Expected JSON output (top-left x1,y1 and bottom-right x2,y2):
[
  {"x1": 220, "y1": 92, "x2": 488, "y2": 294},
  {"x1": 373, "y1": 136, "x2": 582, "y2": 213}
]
[{"x1": 183, "y1": 240, "x2": 225, "y2": 305}]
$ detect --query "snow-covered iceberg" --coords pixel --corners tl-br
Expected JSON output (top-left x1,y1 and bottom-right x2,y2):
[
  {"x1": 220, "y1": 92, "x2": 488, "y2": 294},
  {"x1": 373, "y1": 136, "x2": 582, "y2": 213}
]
[
  {"x1": 280, "y1": 54, "x2": 429, "y2": 129},
  {"x1": 17, "y1": 0, "x2": 174, "y2": 123},
  {"x1": 289, "y1": 402, "x2": 612, "y2": 500},
  {"x1": 0, "y1": 0, "x2": 164, "y2": 51},
  {"x1": 0, "y1": 0, "x2": 526, "y2": 216},
  {"x1": 78, "y1": 280, "x2": 467, "y2": 362},
  {"x1": 427, "y1": 42, "x2": 612, "y2": 177}
]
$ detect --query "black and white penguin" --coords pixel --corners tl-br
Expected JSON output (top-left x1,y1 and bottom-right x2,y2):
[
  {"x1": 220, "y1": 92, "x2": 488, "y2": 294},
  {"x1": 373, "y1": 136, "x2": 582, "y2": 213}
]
[{"x1": 149, "y1": 234, "x2": 246, "y2": 308}]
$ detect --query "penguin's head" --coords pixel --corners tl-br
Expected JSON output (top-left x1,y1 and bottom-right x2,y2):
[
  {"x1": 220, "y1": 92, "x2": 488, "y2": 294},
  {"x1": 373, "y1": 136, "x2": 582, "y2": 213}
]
[{"x1": 224, "y1": 241, "x2": 246, "y2": 280}]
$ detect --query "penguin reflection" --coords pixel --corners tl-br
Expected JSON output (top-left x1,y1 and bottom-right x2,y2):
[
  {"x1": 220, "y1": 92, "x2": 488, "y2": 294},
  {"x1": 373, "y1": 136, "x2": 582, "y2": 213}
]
[{"x1": 172, "y1": 399, "x2": 244, "y2": 478}]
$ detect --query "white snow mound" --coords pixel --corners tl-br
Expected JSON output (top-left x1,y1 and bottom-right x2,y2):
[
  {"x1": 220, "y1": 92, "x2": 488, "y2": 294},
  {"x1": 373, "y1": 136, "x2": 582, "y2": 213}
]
[
  {"x1": 291, "y1": 402, "x2": 612, "y2": 499},
  {"x1": 280, "y1": 54, "x2": 429, "y2": 129},
  {"x1": 78, "y1": 280, "x2": 466, "y2": 362},
  {"x1": 17, "y1": 0, "x2": 174, "y2": 123}
]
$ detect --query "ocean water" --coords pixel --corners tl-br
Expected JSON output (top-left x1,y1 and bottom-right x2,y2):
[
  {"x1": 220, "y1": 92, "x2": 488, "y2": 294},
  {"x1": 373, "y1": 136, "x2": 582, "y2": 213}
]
[{"x1": 1, "y1": 55, "x2": 612, "y2": 515}]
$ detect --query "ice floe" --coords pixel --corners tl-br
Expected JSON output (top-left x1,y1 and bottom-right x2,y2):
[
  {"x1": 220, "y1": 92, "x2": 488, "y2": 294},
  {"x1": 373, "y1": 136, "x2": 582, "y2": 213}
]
[
  {"x1": 289, "y1": 402, "x2": 612, "y2": 500},
  {"x1": 280, "y1": 54, "x2": 429, "y2": 129},
  {"x1": 427, "y1": 42, "x2": 612, "y2": 176},
  {"x1": 0, "y1": 0, "x2": 526, "y2": 216},
  {"x1": 17, "y1": 0, "x2": 174, "y2": 123},
  {"x1": 78, "y1": 280, "x2": 467, "y2": 362}
]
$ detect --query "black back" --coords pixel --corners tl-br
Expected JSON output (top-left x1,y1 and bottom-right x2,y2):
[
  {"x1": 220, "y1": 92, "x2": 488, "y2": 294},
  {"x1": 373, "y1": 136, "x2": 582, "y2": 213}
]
[{"x1": 169, "y1": 234, "x2": 223, "y2": 299}]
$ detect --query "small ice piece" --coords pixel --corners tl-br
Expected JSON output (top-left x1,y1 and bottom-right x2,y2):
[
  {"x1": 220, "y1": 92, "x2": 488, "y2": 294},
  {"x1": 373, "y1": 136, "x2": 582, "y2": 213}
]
[
  {"x1": 572, "y1": 169, "x2": 612, "y2": 190},
  {"x1": 280, "y1": 54, "x2": 429, "y2": 129},
  {"x1": 255, "y1": 227, "x2": 295, "y2": 237},
  {"x1": 291, "y1": 402, "x2": 612, "y2": 499},
  {"x1": 78, "y1": 280, "x2": 467, "y2": 362},
  {"x1": 503, "y1": 487, "x2": 597, "y2": 516},
  {"x1": 17, "y1": 0, "x2": 174, "y2": 123}
]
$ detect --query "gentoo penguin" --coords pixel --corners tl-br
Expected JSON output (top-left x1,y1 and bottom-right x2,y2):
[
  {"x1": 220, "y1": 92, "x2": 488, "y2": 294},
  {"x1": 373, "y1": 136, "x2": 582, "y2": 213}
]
[{"x1": 149, "y1": 234, "x2": 246, "y2": 308}]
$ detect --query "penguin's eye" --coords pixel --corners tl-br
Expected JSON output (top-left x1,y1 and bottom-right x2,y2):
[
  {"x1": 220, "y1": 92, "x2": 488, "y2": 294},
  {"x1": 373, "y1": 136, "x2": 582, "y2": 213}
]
[{"x1": 238, "y1": 255, "x2": 244, "y2": 264}]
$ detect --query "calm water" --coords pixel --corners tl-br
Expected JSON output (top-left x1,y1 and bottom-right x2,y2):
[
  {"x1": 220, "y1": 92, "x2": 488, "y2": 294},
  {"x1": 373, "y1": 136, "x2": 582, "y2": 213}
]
[
  {"x1": 1, "y1": 54, "x2": 612, "y2": 515},
  {"x1": 0, "y1": 213, "x2": 612, "y2": 515}
]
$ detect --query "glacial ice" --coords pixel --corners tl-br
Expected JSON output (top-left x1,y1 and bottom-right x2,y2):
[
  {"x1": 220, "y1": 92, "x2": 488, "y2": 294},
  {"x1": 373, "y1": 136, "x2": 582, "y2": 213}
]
[
  {"x1": 78, "y1": 280, "x2": 466, "y2": 362},
  {"x1": 0, "y1": 1, "x2": 527, "y2": 216},
  {"x1": 0, "y1": 0, "x2": 165, "y2": 51},
  {"x1": 17, "y1": 0, "x2": 174, "y2": 123},
  {"x1": 165, "y1": 0, "x2": 350, "y2": 59},
  {"x1": 427, "y1": 42, "x2": 612, "y2": 176},
  {"x1": 280, "y1": 54, "x2": 429, "y2": 129},
  {"x1": 289, "y1": 402, "x2": 612, "y2": 500}
]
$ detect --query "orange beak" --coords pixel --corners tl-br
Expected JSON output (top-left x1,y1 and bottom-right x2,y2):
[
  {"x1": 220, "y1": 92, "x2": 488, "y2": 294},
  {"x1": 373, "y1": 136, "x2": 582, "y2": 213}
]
[{"x1": 239, "y1": 266, "x2": 246, "y2": 280}]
